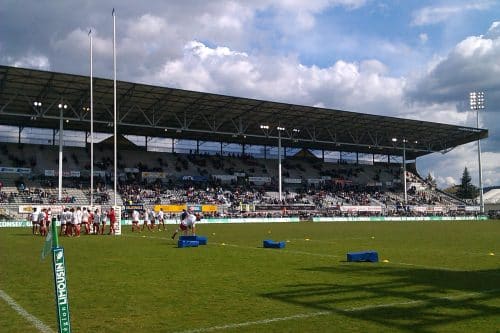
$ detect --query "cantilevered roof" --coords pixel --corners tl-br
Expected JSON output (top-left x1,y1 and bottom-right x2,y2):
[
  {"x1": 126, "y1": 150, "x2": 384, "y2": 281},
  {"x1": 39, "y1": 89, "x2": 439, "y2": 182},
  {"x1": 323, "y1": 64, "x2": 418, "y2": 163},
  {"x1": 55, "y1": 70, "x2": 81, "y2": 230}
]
[{"x1": 0, "y1": 65, "x2": 488, "y2": 159}]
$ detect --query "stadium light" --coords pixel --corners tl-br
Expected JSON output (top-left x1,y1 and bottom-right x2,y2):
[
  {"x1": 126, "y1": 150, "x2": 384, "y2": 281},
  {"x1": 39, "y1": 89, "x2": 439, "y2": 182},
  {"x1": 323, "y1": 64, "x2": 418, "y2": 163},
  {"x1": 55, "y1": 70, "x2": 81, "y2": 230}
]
[
  {"x1": 260, "y1": 124, "x2": 269, "y2": 130},
  {"x1": 470, "y1": 91, "x2": 485, "y2": 214},
  {"x1": 33, "y1": 101, "x2": 42, "y2": 107}
]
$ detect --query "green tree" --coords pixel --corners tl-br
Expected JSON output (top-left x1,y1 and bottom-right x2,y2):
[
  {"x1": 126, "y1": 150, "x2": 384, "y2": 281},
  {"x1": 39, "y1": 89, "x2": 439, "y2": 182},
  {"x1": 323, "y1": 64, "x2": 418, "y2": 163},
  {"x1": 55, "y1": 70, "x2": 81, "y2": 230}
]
[
  {"x1": 425, "y1": 172, "x2": 437, "y2": 188},
  {"x1": 456, "y1": 167, "x2": 479, "y2": 199}
]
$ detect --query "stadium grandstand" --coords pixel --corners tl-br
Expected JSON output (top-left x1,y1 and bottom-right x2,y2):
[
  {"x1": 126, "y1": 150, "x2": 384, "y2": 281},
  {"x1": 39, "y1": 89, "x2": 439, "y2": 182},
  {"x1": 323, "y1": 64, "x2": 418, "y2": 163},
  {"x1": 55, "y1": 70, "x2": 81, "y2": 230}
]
[{"x1": 0, "y1": 65, "x2": 489, "y2": 221}]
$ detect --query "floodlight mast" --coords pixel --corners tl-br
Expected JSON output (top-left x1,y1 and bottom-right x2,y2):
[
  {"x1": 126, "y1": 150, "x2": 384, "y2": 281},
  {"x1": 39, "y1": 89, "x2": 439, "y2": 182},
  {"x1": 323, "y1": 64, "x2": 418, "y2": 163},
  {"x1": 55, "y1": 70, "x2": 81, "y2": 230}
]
[
  {"x1": 277, "y1": 126, "x2": 285, "y2": 202},
  {"x1": 392, "y1": 137, "x2": 407, "y2": 206},
  {"x1": 470, "y1": 91, "x2": 485, "y2": 214},
  {"x1": 58, "y1": 102, "x2": 67, "y2": 201}
]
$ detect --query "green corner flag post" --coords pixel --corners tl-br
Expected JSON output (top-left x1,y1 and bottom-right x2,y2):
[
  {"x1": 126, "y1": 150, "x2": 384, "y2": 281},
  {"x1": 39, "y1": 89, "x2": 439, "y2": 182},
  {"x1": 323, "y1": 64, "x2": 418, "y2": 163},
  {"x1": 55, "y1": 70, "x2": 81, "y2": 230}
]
[{"x1": 42, "y1": 218, "x2": 71, "y2": 333}]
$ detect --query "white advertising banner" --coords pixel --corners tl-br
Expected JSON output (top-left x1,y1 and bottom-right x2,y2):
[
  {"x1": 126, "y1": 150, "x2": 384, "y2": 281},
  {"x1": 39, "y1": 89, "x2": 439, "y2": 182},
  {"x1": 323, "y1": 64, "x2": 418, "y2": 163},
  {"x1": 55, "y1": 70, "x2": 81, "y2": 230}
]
[
  {"x1": 248, "y1": 176, "x2": 271, "y2": 184},
  {"x1": 284, "y1": 178, "x2": 302, "y2": 184},
  {"x1": 339, "y1": 205, "x2": 383, "y2": 212},
  {"x1": 213, "y1": 174, "x2": 237, "y2": 182}
]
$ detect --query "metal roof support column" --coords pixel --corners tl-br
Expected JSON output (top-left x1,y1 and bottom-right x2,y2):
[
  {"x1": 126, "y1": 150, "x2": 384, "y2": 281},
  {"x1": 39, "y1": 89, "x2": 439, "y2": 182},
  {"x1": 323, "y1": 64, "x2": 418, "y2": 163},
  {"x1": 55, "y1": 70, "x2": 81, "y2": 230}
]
[
  {"x1": 264, "y1": 145, "x2": 267, "y2": 159},
  {"x1": 278, "y1": 130, "x2": 282, "y2": 202},
  {"x1": 322, "y1": 149, "x2": 324, "y2": 162},
  {"x1": 18, "y1": 126, "x2": 22, "y2": 144},
  {"x1": 356, "y1": 152, "x2": 359, "y2": 165},
  {"x1": 403, "y1": 140, "x2": 407, "y2": 206},
  {"x1": 196, "y1": 140, "x2": 199, "y2": 154},
  {"x1": 145, "y1": 136, "x2": 148, "y2": 150},
  {"x1": 220, "y1": 142, "x2": 223, "y2": 155},
  {"x1": 171, "y1": 139, "x2": 174, "y2": 153},
  {"x1": 53, "y1": 129, "x2": 56, "y2": 146},
  {"x1": 242, "y1": 143, "x2": 245, "y2": 155}
]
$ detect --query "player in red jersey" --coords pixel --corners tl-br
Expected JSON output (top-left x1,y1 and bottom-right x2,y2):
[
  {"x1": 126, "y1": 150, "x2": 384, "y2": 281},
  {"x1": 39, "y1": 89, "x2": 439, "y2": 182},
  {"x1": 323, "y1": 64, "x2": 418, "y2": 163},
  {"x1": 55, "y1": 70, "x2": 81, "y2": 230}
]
[{"x1": 108, "y1": 207, "x2": 117, "y2": 235}]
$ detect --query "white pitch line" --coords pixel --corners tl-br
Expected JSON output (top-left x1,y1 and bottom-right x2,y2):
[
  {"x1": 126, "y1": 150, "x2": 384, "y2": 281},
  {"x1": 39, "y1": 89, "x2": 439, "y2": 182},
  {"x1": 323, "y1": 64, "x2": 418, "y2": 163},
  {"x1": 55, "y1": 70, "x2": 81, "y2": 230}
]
[
  {"x1": 0, "y1": 289, "x2": 54, "y2": 333},
  {"x1": 220, "y1": 242, "x2": 343, "y2": 259},
  {"x1": 173, "y1": 311, "x2": 331, "y2": 333},
  {"x1": 173, "y1": 288, "x2": 500, "y2": 333}
]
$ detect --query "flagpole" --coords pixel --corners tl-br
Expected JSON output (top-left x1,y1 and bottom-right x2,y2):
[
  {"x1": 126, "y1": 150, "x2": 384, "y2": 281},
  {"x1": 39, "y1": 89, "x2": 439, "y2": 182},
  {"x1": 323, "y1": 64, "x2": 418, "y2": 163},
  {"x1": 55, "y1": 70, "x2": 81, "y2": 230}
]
[
  {"x1": 89, "y1": 29, "x2": 94, "y2": 208},
  {"x1": 113, "y1": 8, "x2": 117, "y2": 207}
]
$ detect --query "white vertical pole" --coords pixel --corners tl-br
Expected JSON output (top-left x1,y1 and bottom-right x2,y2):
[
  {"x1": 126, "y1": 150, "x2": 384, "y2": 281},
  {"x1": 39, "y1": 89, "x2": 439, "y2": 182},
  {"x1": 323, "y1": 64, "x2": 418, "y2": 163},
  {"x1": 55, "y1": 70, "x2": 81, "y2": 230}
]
[
  {"x1": 477, "y1": 109, "x2": 484, "y2": 214},
  {"x1": 113, "y1": 9, "x2": 117, "y2": 207},
  {"x1": 89, "y1": 29, "x2": 94, "y2": 208},
  {"x1": 278, "y1": 131, "x2": 282, "y2": 202},
  {"x1": 58, "y1": 104, "x2": 64, "y2": 201},
  {"x1": 403, "y1": 140, "x2": 407, "y2": 206}
]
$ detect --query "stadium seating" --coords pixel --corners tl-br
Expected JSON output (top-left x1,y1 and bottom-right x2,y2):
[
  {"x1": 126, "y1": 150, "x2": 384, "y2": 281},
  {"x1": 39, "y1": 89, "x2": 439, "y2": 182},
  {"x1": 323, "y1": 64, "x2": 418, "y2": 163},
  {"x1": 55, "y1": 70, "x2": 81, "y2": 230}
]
[{"x1": 0, "y1": 141, "x2": 473, "y2": 220}]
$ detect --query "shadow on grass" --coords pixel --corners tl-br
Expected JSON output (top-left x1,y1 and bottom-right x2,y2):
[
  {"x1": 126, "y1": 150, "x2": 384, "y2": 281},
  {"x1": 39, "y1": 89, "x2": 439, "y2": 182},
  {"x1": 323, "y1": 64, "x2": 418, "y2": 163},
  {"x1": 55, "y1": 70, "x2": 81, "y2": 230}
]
[{"x1": 260, "y1": 264, "x2": 500, "y2": 332}]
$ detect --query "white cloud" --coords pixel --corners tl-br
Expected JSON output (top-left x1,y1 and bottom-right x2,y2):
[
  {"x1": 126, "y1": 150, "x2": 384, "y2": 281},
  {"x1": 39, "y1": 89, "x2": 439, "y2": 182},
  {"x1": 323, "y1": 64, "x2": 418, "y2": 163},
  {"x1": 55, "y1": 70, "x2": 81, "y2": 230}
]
[
  {"x1": 486, "y1": 21, "x2": 500, "y2": 38},
  {"x1": 52, "y1": 28, "x2": 112, "y2": 57},
  {"x1": 419, "y1": 33, "x2": 428, "y2": 44},
  {"x1": 419, "y1": 143, "x2": 500, "y2": 188},
  {"x1": 143, "y1": 40, "x2": 409, "y2": 115},
  {"x1": 4, "y1": 54, "x2": 50, "y2": 70},
  {"x1": 411, "y1": 1, "x2": 494, "y2": 26}
]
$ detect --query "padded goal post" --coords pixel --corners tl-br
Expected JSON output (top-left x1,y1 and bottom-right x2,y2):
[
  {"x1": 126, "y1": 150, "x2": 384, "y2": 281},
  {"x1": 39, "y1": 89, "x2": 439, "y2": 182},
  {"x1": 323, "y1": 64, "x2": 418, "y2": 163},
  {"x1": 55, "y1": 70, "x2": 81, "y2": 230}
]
[{"x1": 114, "y1": 205, "x2": 122, "y2": 235}]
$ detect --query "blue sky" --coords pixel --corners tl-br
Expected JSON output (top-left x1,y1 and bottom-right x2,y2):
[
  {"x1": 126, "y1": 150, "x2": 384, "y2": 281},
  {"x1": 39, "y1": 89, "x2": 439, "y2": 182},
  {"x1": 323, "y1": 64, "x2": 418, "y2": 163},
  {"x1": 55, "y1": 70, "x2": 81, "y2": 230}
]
[{"x1": 1, "y1": 0, "x2": 499, "y2": 188}]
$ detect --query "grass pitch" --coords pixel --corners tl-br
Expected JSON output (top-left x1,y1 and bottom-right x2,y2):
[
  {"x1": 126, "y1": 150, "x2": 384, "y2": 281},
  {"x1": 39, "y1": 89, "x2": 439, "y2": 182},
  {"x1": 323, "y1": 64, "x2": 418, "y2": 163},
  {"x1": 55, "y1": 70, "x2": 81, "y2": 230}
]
[{"x1": 1, "y1": 220, "x2": 499, "y2": 333}]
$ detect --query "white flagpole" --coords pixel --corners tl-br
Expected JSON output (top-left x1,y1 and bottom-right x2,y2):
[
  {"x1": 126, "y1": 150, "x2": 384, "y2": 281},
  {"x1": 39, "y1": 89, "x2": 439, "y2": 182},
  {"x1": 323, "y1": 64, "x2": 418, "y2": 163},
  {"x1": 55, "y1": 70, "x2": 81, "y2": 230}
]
[
  {"x1": 89, "y1": 29, "x2": 94, "y2": 208},
  {"x1": 112, "y1": 8, "x2": 117, "y2": 207}
]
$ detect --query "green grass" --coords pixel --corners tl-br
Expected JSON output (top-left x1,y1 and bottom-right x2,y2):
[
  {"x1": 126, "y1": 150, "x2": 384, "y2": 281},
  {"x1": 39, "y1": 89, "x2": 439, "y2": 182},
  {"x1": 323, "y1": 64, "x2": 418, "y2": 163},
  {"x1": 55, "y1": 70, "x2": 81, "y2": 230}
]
[{"x1": 1, "y1": 221, "x2": 500, "y2": 333}]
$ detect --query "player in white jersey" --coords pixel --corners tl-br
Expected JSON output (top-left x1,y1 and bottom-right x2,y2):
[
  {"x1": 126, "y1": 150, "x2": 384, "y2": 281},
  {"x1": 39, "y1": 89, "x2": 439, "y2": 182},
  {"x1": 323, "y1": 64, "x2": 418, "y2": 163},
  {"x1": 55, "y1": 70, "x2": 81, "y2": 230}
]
[
  {"x1": 131, "y1": 209, "x2": 140, "y2": 232},
  {"x1": 74, "y1": 207, "x2": 83, "y2": 237},
  {"x1": 31, "y1": 208, "x2": 39, "y2": 235},
  {"x1": 64, "y1": 208, "x2": 73, "y2": 236},
  {"x1": 92, "y1": 208, "x2": 101, "y2": 235},
  {"x1": 157, "y1": 208, "x2": 165, "y2": 231},
  {"x1": 59, "y1": 208, "x2": 68, "y2": 236},
  {"x1": 149, "y1": 208, "x2": 156, "y2": 231},
  {"x1": 81, "y1": 207, "x2": 90, "y2": 235},
  {"x1": 142, "y1": 208, "x2": 151, "y2": 231},
  {"x1": 171, "y1": 212, "x2": 196, "y2": 239}
]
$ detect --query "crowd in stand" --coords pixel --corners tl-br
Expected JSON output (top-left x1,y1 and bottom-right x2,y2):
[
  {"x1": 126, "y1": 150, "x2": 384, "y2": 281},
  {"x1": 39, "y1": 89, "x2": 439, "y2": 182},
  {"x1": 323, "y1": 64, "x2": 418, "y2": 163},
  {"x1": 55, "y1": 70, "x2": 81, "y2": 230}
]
[{"x1": 1, "y1": 145, "x2": 477, "y2": 219}]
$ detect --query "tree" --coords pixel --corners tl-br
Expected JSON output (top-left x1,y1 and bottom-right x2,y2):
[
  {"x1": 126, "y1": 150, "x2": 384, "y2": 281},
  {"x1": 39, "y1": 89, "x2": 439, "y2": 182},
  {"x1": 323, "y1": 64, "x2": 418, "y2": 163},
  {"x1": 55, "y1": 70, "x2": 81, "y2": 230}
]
[
  {"x1": 456, "y1": 167, "x2": 479, "y2": 199},
  {"x1": 425, "y1": 172, "x2": 437, "y2": 188}
]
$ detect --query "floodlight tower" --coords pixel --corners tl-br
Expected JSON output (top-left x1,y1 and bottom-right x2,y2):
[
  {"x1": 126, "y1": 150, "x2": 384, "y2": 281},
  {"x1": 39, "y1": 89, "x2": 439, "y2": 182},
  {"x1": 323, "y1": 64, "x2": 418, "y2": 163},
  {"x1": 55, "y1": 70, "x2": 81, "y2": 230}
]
[
  {"x1": 469, "y1": 91, "x2": 485, "y2": 214},
  {"x1": 392, "y1": 137, "x2": 407, "y2": 205},
  {"x1": 277, "y1": 126, "x2": 285, "y2": 202},
  {"x1": 58, "y1": 102, "x2": 68, "y2": 201}
]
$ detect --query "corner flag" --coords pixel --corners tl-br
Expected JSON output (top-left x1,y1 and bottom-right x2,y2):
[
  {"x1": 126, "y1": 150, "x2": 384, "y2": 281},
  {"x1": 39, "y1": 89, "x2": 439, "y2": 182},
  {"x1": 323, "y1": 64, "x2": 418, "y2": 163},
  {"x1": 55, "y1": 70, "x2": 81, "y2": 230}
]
[{"x1": 41, "y1": 230, "x2": 53, "y2": 260}]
